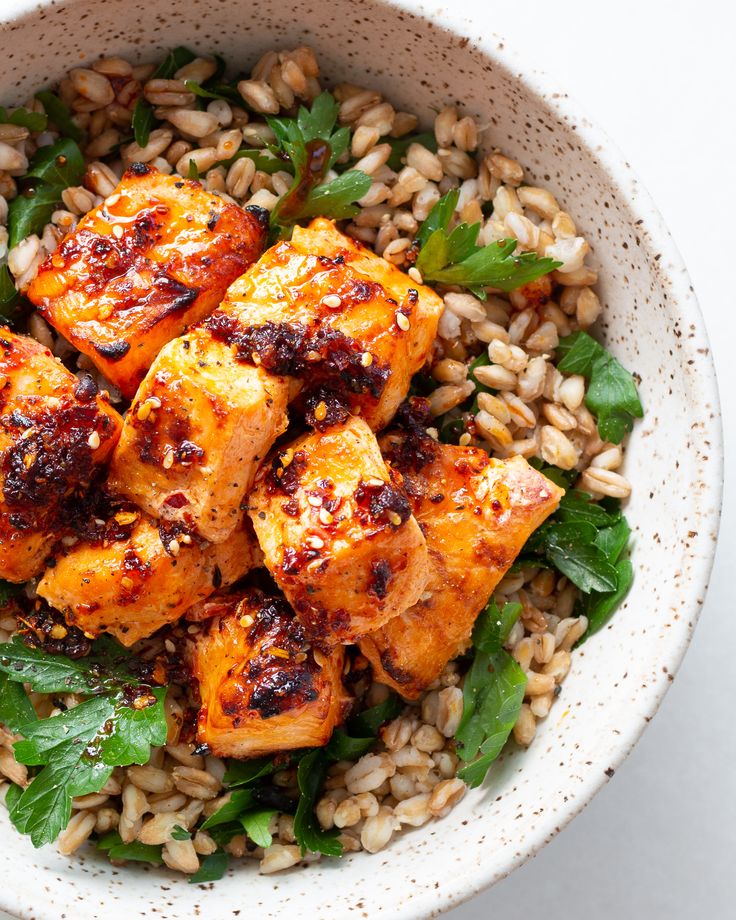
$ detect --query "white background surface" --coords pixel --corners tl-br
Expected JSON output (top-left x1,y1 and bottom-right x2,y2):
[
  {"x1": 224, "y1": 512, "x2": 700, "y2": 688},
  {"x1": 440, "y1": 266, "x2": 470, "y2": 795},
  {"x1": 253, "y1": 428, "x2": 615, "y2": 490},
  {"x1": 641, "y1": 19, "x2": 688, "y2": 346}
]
[
  {"x1": 447, "y1": 1, "x2": 735, "y2": 918},
  {"x1": 0, "y1": 2, "x2": 732, "y2": 918}
]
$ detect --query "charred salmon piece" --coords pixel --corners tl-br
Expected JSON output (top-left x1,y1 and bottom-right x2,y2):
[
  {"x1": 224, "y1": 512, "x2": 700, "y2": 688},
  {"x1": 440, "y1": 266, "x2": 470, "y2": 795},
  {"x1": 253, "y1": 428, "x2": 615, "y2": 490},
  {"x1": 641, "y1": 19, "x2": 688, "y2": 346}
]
[
  {"x1": 107, "y1": 327, "x2": 289, "y2": 544},
  {"x1": 27, "y1": 163, "x2": 269, "y2": 399},
  {"x1": 248, "y1": 415, "x2": 429, "y2": 645},
  {"x1": 360, "y1": 438, "x2": 564, "y2": 698},
  {"x1": 37, "y1": 512, "x2": 257, "y2": 647},
  {"x1": 209, "y1": 217, "x2": 443, "y2": 430},
  {"x1": 190, "y1": 588, "x2": 350, "y2": 759},
  {"x1": 0, "y1": 329, "x2": 122, "y2": 582}
]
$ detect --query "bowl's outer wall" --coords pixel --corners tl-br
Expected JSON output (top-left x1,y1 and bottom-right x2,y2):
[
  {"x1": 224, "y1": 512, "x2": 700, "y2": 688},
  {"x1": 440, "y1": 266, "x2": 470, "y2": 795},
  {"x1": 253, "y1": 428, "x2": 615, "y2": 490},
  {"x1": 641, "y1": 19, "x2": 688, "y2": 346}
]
[{"x1": 0, "y1": 1, "x2": 723, "y2": 918}]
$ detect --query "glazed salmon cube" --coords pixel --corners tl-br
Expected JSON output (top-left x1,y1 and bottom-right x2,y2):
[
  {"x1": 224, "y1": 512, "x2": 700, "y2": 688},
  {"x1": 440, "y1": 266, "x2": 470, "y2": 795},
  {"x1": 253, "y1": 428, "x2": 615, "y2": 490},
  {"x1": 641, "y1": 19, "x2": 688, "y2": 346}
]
[
  {"x1": 190, "y1": 589, "x2": 349, "y2": 758},
  {"x1": 248, "y1": 415, "x2": 429, "y2": 645},
  {"x1": 359, "y1": 437, "x2": 564, "y2": 698},
  {"x1": 210, "y1": 217, "x2": 443, "y2": 430},
  {"x1": 37, "y1": 512, "x2": 257, "y2": 646},
  {"x1": 0, "y1": 329, "x2": 122, "y2": 582},
  {"x1": 107, "y1": 328, "x2": 289, "y2": 543},
  {"x1": 27, "y1": 163, "x2": 269, "y2": 398}
]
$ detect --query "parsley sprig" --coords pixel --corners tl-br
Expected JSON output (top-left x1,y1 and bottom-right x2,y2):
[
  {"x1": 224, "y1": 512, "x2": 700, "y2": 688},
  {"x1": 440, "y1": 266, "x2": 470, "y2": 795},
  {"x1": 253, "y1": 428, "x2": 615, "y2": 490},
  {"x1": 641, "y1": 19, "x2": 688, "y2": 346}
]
[
  {"x1": 0, "y1": 636, "x2": 167, "y2": 847},
  {"x1": 415, "y1": 190, "x2": 560, "y2": 297},
  {"x1": 557, "y1": 331, "x2": 643, "y2": 444},
  {"x1": 267, "y1": 92, "x2": 371, "y2": 234},
  {"x1": 455, "y1": 600, "x2": 526, "y2": 787}
]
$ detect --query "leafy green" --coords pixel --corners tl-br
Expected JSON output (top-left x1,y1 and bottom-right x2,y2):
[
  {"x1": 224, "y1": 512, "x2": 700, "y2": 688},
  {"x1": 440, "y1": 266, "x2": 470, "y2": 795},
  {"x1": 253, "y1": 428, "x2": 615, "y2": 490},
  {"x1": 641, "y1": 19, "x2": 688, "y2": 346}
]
[
  {"x1": 240, "y1": 808, "x2": 277, "y2": 848},
  {"x1": 189, "y1": 850, "x2": 229, "y2": 883},
  {"x1": 0, "y1": 264, "x2": 23, "y2": 323},
  {"x1": 0, "y1": 637, "x2": 167, "y2": 847},
  {"x1": 415, "y1": 191, "x2": 560, "y2": 296},
  {"x1": 325, "y1": 730, "x2": 376, "y2": 761},
  {"x1": 171, "y1": 824, "x2": 191, "y2": 841},
  {"x1": 223, "y1": 755, "x2": 277, "y2": 787},
  {"x1": 267, "y1": 92, "x2": 370, "y2": 233},
  {"x1": 187, "y1": 159, "x2": 200, "y2": 180},
  {"x1": 0, "y1": 672, "x2": 36, "y2": 732},
  {"x1": 557, "y1": 331, "x2": 643, "y2": 443},
  {"x1": 0, "y1": 106, "x2": 47, "y2": 133},
  {"x1": 35, "y1": 91, "x2": 84, "y2": 142},
  {"x1": 132, "y1": 46, "x2": 197, "y2": 147},
  {"x1": 456, "y1": 601, "x2": 527, "y2": 787},
  {"x1": 7, "y1": 137, "x2": 85, "y2": 248},
  {"x1": 216, "y1": 148, "x2": 286, "y2": 175},
  {"x1": 346, "y1": 694, "x2": 403, "y2": 737},
  {"x1": 26, "y1": 138, "x2": 85, "y2": 187},
  {"x1": 97, "y1": 832, "x2": 164, "y2": 864},
  {"x1": 184, "y1": 79, "x2": 242, "y2": 104},
  {"x1": 293, "y1": 749, "x2": 342, "y2": 856},
  {"x1": 3, "y1": 782, "x2": 23, "y2": 812},
  {"x1": 200, "y1": 788, "x2": 255, "y2": 830},
  {"x1": 386, "y1": 132, "x2": 438, "y2": 172}
]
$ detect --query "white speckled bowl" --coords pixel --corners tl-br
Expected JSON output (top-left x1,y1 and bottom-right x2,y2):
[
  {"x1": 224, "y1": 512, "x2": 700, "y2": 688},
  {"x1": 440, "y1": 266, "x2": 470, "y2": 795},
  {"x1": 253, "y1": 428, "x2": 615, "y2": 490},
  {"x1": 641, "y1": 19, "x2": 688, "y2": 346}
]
[{"x1": 0, "y1": 1, "x2": 723, "y2": 917}]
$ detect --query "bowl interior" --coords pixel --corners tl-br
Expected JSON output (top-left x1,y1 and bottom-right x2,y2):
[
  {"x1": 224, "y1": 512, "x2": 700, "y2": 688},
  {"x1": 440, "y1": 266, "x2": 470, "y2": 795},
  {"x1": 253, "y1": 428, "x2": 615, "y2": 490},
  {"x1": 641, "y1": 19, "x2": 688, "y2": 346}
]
[{"x1": 0, "y1": 1, "x2": 722, "y2": 918}]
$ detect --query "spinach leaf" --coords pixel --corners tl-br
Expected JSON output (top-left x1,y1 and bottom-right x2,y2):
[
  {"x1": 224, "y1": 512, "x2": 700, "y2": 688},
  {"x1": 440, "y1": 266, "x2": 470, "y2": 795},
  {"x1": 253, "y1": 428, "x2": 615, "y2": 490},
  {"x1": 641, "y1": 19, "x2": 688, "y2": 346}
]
[
  {"x1": 455, "y1": 601, "x2": 527, "y2": 787},
  {"x1": 293, "y1": 749, "x2": 342, "y2": 856}
]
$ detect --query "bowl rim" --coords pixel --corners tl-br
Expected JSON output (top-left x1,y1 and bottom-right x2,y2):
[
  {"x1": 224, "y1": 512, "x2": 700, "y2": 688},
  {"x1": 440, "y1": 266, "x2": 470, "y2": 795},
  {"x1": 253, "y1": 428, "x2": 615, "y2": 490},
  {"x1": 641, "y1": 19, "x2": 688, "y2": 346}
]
[{"x1": 0, "y1": 0, "x2": 725, "y2": 917}]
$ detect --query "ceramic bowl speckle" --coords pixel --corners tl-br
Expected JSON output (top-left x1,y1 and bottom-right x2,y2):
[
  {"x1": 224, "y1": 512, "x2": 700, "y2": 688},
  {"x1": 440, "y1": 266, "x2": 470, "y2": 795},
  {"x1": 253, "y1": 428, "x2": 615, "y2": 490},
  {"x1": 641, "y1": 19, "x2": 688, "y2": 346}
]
[{"x1": 0, "y1": 1, "x2": 723, "y2": 917}]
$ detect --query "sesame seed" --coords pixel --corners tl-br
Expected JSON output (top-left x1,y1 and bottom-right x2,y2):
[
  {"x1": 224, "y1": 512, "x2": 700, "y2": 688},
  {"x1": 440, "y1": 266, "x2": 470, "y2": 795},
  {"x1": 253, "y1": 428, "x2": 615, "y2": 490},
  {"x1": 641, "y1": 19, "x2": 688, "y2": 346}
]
[
  {"x1": 239, "y1": 614, "x2": 255, "y2": 628},
  {"x1": 121, "y1": 576, "x2": 134, "y2": 590},
  {"x1": 87, "y1": 430, "x2": 101, "y2": 449},
  {"x1": 387, "y1": 510, "x2": 403, "y2": 526},
  {"x1": 0, "y1": 375, "x2": 6, "y2": 389},
  {"x1": 314, "y1": 400, "x2": 327, "y2": 422},
  {"x1": 281, "y1": 448, "x2": 294, "y2": 467},
  {"x1": 307, "y1": 494, "x2": 323, "y2": 507},
  {"x1": 307, "y1": 535, "x2": 325, "y2": 549},
  {"x1": 360, "y1": 352, "x2": 373, "y2": 367},
  {"x1": 322, "y1": 294, "x2": 342, "y2": 309},
  {"x1": 408, "y1": 266, "x2": 423, "y2": 284},
  {"x1": 112, "y1": 223, "x2": 124, "y2": 239},
  {"x1": 20, "y1": 427, "x2": 35, "y2": 440},
  {"x1": 49, "y1": 624, "x2": 68, "y2": 640},
  {"x1": 270, "y1": 647, "x2": 289, "y2": 659},
  {"x1": 251, "y1": 352, "x2": 262, "y2": 366},
  {"x1": 319, "y1": 507, "x2": 334, "y2": 525},
  {"x1": 295, "y1": 652, "x2": 308, "y2": 664},
  {"x1": 168, "y1": 539, "x2": 180, "y2": 556},
  {"x1": 459, "y1": 432, "x2": 472, "y2": 446},
  {"x1": 94, "y1": 518, "x2": 106, "y2": 527},
  {"x1": 164, "y1": 639, "x2": 176, "y2": 653},
  {"x1": 396, "y1": 312, "x2": 411, "y2": 332},
  {"x1": 366, "y1": 477, "x2": 385, "y2": 487},
  {"x1": 98, "y1": 304, "x2": 113, "y2": 321},
  {"x1": 180, "y1": 534, "x2": 192, "y2": 545},
  {"x1": 162, "y1": 450, "x2": 174, "y2": 469}
]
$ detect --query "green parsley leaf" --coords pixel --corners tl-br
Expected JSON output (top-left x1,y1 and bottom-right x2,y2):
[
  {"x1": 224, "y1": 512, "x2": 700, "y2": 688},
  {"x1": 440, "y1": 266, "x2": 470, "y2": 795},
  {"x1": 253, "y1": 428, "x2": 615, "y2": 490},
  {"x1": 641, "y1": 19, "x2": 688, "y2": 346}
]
[
  {"x1": 171, "y1": 824, "x2": 191, "y2": 841},
  {"x1": 3, "y1": 782, "x2": 23, "y2": 812},
  {"x1": 456, "y1": 600, "x2": 527, "y2": 787},
  {"x1": 216, "y1": 148, "x2": 286, "y2": 175},
  {"x1": 415, "y1": 191, "x2": 560, "y2": 295},
  {"x1": 189, "y1": 850, "x2": 229, "y2": 883},
  {"x1": 7, "y1": 138, "x2": 85, "y2": 249},
  {"x1": 0, "y1": 106, "x2": 47, "y2": 133},
  {"x1": 325, "y1": 729, "x2": 376, "y2": 761},
  {"x1": 557, "y1": 331, "x2": 643, "y2": 444},
  {"x1": 293, "y1": 749, "x2": 342, "y2": 857},
  {"x1": 0, "y1": 672, "x2": 37, "y2": 732},
  {"x1": 184, "y1": 80, "x2": 242, "y2": 104},
  {"x1": 132, "y1": 46, "x2": 197, "y2": 147},
  {"x1": 240, "y1": 808, "x2": 278, "y2": 848},
  {"x1": 35, "y1": 91, "x2": 85, "y2": 142},
  {"x1": 0, "y1": 637, "x2": 167, "y2": 847},
  {"x1": 266, "y1": 92, "x2": 370, "y2": 233},
  {"x1": 187, "y1": 159, "x2": 200, "y2": 180}
]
